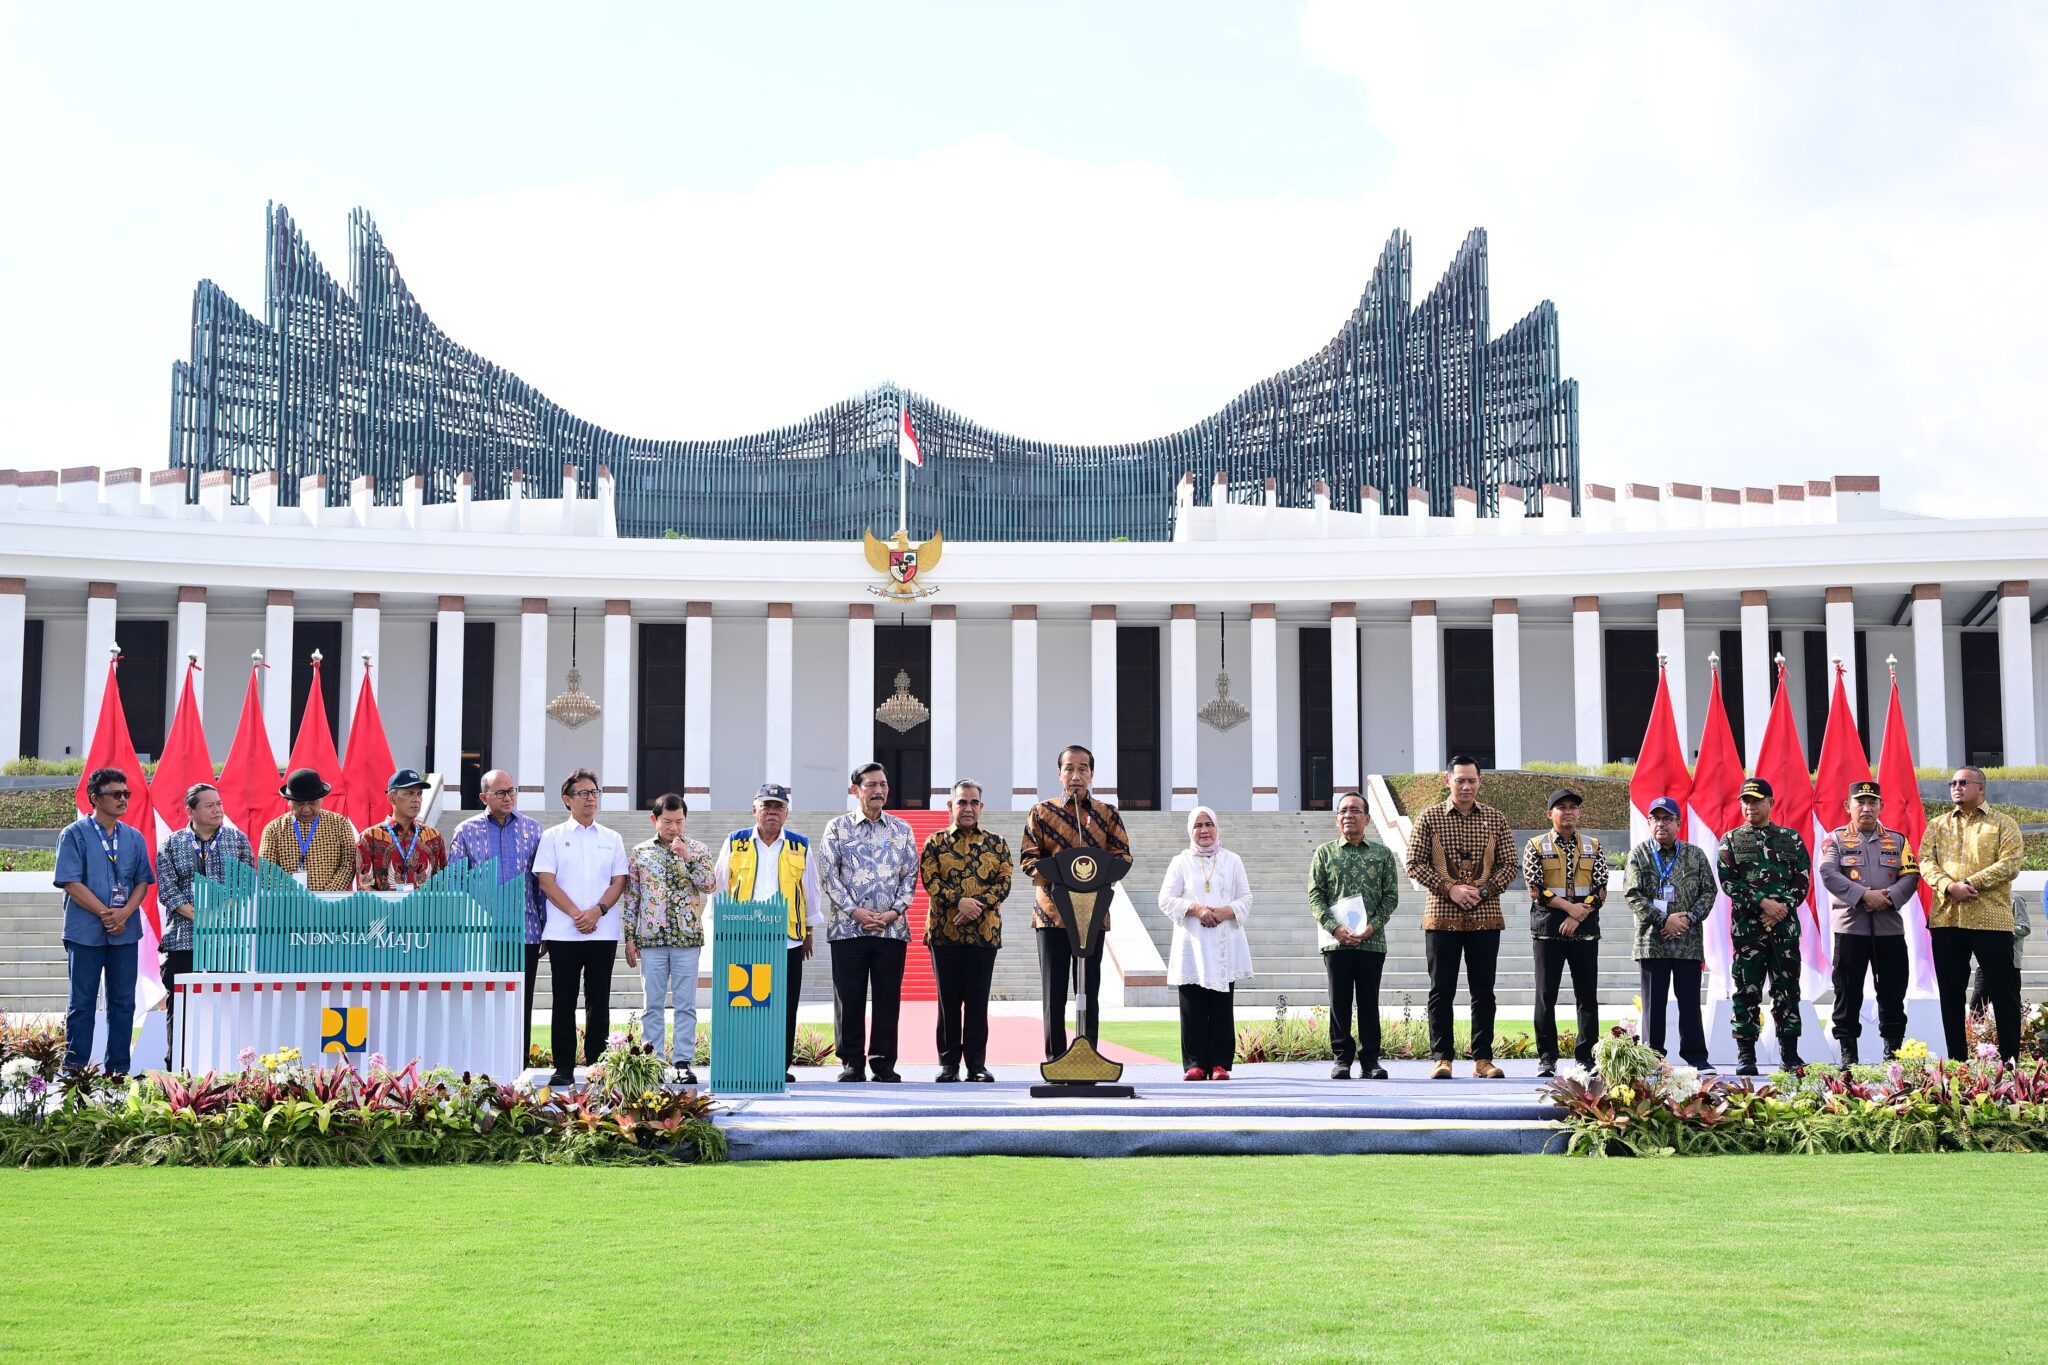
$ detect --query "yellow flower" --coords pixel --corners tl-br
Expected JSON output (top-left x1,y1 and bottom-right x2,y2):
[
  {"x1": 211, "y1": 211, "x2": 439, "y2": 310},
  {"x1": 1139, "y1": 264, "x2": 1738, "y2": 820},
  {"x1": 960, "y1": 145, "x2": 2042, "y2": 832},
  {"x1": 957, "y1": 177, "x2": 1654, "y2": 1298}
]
[
  {"x1": 1894, "y1": 1039, "x2": 1930, "y2": 1062},
  {"x1": 1611, "y1": 1084, "x2": 1635, "y2": 1104}
]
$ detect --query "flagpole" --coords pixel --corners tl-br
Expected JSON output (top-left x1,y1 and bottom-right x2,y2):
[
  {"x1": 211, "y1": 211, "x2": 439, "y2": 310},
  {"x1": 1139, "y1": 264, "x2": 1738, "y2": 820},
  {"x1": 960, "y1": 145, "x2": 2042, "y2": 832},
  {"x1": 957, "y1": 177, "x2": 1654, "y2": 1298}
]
[{"x1": 897, "y1": 394, "x2": 909, "y2": 535}]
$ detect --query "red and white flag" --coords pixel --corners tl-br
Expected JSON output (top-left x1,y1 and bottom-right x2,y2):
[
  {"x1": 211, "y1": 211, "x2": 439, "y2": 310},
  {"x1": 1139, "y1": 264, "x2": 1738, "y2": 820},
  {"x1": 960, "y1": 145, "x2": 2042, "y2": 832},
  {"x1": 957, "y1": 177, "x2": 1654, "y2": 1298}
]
[
  {"x1": 75, "y1": 654, "x2": 162, "y2": 1007},
  {"x1": 1752, "y1": 658, "x2": 1825, "y2": 993},
  {"x1": 1876, "y1": 663, "x2": 1937, "y2": 996},
  {"x1": 338, "y1": 661, "x2": 396, "y2": 834},
  {"x1": 898, "y1": 400, "x2": 924, "y2": 468},
  {"x1": 285, "y1": 654, "x2": 347, "y2": 819},
  {"x1": 1628, "y1": 659, "x2": 1693, "y2": 851},
  {"x1": 217, "y1": 656, "x2": 285, "y2": 839},
  {"x1": 1811, "y1": 663, "x2": 1873, "y2": 998},
  {"x1": 1689, "y1": 663, "x2": 1744, "y2": 997},
  {"x1": 152, "y1": 658, "x2": 215, "y2": 840}
]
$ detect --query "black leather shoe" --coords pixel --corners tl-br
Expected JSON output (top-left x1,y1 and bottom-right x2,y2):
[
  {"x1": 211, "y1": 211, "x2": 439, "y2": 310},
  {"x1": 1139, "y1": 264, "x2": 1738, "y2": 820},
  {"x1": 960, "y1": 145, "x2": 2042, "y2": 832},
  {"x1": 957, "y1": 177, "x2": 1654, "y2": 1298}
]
[
  {"x1": 1330, "y1": 1061, "x2": 1353, "y2": 1079},
  {"x1": 1361, "y1": 1063, "x2": 1389, "y2": 1080},
  {"x1": 966, "y1": 1068, "x2": 995, "y2": 1083},
  {"x1": 935, "y1": 1067, "x2": 961, "y2": 1083},
  {"x1": 1536, "y1": 1060, "x2": 1557, "y2": 1078},
  {"x1": 871, "y1": 1066, "x2": 903, "y2": 1083},
  {"x1": 785, "y1": 1071, "x2": 796, "y2": 1083},
  {"x1": 675, "y1": 1065, "x2": 698, "y2": 1086},
  {"x1": 836, "y1": 1066, "x2": 866, "y2": 1083},
  {"x1": 546, "y1": 1072, "x2": 574, "y2": 1088}
]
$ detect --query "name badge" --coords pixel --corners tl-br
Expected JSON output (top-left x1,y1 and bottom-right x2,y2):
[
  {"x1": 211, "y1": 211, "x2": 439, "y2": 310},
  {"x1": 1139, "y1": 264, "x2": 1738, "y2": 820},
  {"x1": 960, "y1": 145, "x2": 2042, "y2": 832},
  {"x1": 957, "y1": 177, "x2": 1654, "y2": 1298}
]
[
  {"x1": 109, "y1": 883, "x2": 129, "y2": 910},
  {"x1": 293, "y1": 871, "x2": 309, "y2": 890},
  {"x1": 1653, "y1": 892, "x2": 1671, "y2": 914}
]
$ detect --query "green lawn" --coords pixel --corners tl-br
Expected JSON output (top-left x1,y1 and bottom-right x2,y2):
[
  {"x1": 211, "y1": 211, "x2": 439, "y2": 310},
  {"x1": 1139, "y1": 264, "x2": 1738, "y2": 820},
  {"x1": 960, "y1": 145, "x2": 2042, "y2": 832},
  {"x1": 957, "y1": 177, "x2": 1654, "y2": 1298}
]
[{"x1": 3, "y1": 1156, "x2": 2044, "y2": 1360}]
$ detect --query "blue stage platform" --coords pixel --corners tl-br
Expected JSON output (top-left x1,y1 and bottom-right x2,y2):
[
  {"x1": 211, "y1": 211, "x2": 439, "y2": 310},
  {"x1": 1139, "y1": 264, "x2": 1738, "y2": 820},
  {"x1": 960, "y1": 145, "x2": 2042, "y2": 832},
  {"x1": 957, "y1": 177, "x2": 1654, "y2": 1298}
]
[{"x1": 714, "y1": 1060, "x2": 1566, "y2": 1160}]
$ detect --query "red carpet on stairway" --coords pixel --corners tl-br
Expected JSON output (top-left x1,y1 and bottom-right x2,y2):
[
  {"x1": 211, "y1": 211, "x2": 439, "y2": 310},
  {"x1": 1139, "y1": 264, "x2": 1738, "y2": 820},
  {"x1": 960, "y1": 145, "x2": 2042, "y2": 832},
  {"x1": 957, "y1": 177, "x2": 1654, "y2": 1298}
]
[{"x1": 892, "y1": 809, "x2": 952, "y2": 1003}]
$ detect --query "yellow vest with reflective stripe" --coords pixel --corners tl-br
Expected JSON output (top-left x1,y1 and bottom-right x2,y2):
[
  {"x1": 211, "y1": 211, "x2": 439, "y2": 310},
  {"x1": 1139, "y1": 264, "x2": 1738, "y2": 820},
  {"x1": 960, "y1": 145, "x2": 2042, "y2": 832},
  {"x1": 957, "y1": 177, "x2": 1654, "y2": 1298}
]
[
  {"x1": 1539, "y1": 833, "x2": 1596, "y2": 898},
  {"x1": 726, "y1": 830, "x2": 808, "y2": 940}
]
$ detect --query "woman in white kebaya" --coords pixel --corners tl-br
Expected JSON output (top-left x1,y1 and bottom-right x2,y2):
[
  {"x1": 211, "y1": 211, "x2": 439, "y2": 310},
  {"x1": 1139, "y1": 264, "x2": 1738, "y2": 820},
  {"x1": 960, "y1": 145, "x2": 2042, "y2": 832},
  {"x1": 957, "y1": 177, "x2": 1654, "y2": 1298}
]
[{"x1": 1157, "y1": 806, "x2": 1255, "y2": 1080}]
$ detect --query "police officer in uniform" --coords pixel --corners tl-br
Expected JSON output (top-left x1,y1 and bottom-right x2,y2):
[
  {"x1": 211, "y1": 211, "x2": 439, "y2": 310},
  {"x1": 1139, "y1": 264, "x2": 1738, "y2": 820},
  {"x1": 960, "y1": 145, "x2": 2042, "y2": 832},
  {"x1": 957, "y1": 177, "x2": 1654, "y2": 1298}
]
[
  {"x1": 1816, "y1": 779, "x2": 1920, "y2": 1065},
  {"x1": 1716, "y1": 777, "x2": 1811, "y2": 1075}
]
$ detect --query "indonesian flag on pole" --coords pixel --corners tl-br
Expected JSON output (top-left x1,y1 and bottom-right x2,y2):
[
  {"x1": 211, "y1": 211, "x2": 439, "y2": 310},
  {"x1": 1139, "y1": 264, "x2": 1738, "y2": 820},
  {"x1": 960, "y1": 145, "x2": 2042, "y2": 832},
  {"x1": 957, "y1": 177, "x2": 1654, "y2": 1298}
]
[
  {"x1": 1628, "y1": 659, "x2": 1693, "y2": 851},
  {"x1": 338, "y1": 659, "x2": 396, "y2": 835},
  {"x1": 217, "y1": 655, "x2": 285, "y2": 838},
  {"x1": 1812, "y1": 663, "x2": 1872, "y2": 1002},
  {"x1": 1752, "y1": 657, "x2": 1825, "y2": 993},
  {"x1": 75, "y1": 652, "x2": 163, "y2": 1007},
  {"x1": 285, "y1": 653, "x2": 348, "y2": 822},
  {"x1": 1689, "y1": 662, "x2": 1744, "y2": 997},
  {"x1": 898, "y1": 399, "x2": 923, "y2": 468},
  {"x1": 1877, "y1": 663, "x2": 1937, "y2": 997},
  {"x1": 152, "y1": 658, "x2": 215, "y2": 841}
]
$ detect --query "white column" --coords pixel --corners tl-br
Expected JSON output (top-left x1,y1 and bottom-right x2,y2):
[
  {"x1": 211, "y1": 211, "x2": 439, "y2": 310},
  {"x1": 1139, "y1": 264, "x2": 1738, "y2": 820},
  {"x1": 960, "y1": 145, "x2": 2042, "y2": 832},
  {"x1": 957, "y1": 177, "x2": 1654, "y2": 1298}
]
[
  {"x1": 1491, "y1": 598, "x2": 1522, "y2": 770},
  {"x1": 83, "y1": 582, "x2": 117, "y2": 755},
  {"x1": 683, "y1": 604, "x2": 714, "y2": 803},
  {"x1": 1410, "y1": 601, "x2": 1441, "y2": 774},
  {"x1": 929, "y1": 605, "x2": 958, "y2": 804},
  {"x1": 349, "y1": 592, "x2": 381, "y2": 724},
  {"x1": 846, "y1": 605, "x2": 875, "y2": 785},
  {"x1": 1998, "y1": 581, "x2": 2038, "y2": 765},
  {"x1": 1741, "y1": 590, "x2": 1771, "y2": 766},
  {"x1": 518, "y1": 598, "x2": 548, "y2": 811},
  {"x1": 1911, "y1": 585, "x2": 1947, "y2": 769},
  {"x1": 1250, "y1": 604, "x2": 1279, "y2": 810},
  {"x1": 264, "y1": 589, "x2": 295, "y2": 759},
  {"x1": 0, "y1": 578, "x2": 24, "y2": 761},
  {"x1": 1169, "y1": 605, "x2": 1198, "y2": 811},
  {"x1": 1657, "y1": 592, "x2": 1689, "y2": 752},
  {"x1": 1090, "y1": 606, "x2": 1119, "y2": 799},
  {"x1": 601, "y1": 600, "x2": 632, "y2": 810},
  {"x1": 1011, "y1": 606, "x2": 1039, "y2": 810},
  {"x1": 175, "y1": 587, "x2": 207, "y2": 685},
  {"x1": 1572, "y1": 596, "x2": 1603, "y2": 766},
  {"x1": 1330, "y1": 603, "x2": 1360, "y2": 800},
  {"x1": 433, "y1": 596, "x2": 465, "y2": 800},
  {"x1": 1825, "y1": 587, "x2": 1856, "y2": 719},
  {"x1": 765, "y1": 604, "x2": 794, "y2": 788}
]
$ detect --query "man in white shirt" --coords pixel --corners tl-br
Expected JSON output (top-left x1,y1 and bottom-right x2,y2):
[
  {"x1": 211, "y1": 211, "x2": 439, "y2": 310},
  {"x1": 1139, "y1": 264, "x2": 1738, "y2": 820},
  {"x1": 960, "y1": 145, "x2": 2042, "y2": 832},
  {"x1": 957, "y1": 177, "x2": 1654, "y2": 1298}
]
[
  {"x1": 533, "y1": 767, "x2": 629, "y2": 1086},
  {"x1": 713, "y1": 783, "x2": 825, "y2": 1081}
]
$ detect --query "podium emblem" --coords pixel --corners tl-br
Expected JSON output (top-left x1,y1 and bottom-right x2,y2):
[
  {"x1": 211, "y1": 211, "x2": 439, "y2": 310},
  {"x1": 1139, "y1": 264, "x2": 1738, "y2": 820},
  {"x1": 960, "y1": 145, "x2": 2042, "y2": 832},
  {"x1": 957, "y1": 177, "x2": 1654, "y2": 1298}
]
[
  {"x1": 320, "y1": 1006, "x2": 367, "y2": 1055},
  {"x1": 727, "y1": 962, "x2": 774, "y2": 1007}
]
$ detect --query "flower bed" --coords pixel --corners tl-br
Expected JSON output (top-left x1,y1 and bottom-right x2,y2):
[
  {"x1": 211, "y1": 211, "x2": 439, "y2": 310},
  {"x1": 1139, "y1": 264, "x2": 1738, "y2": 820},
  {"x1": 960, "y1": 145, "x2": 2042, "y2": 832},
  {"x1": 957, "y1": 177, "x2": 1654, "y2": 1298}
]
[
  {"x1": 1548, "y1": 1029, "x2": 2048, "y2": 1156},
  {"x1": 0, "y1": 1043, "x2": 725, "y2": 1169}
]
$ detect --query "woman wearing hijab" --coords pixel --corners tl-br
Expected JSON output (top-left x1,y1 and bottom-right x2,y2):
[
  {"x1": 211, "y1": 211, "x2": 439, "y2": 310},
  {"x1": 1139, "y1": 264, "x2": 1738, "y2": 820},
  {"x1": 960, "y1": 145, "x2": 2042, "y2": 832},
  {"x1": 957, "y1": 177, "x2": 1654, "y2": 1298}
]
[{"x1": 1158, "y1": 806, "x2": 1255, "y2": 1079}]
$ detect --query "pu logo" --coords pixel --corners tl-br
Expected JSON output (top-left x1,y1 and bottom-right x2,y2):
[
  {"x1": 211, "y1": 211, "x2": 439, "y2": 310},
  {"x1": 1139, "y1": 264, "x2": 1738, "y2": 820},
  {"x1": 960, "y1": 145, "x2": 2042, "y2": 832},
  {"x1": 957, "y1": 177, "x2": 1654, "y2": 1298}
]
[
  {"x1": 320, "y1": 1006, "x2": 368, "y2": 1055},
  {"x1": 727, "y1": 962, "x2": 773, "y2": 1007}
]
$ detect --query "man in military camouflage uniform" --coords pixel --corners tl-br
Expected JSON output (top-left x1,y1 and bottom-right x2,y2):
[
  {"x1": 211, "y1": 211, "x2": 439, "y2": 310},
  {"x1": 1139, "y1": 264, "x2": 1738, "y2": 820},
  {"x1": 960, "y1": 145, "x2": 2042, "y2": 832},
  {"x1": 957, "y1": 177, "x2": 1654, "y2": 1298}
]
[
  {"x1": 1816, "y1": 779, "x2": 1920, "y2": 1066},
  {"x1": 1716, "y1": 777, "x2": 1812, "y2": 1075}
]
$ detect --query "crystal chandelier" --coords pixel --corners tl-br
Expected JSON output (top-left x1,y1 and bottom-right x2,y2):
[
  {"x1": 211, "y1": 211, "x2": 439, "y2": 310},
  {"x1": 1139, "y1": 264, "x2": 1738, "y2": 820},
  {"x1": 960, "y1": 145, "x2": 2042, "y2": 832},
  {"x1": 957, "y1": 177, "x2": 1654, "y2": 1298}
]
[
  {"x1": 547, "y1": 607, "x2": 601, "y2": 730},
  {"x1": 1198, "y1": 611, "x2": 1251, "y2": 732},
  {"x1": 876, "y1": 669, "x2": 930, "y2": 735}
]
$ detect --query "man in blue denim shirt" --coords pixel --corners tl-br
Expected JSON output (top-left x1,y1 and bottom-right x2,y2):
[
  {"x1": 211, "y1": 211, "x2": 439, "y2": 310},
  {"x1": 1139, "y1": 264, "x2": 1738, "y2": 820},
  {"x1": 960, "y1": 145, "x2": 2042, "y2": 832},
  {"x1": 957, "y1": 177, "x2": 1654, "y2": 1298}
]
[
  {"x1": 819, "y1": 763, "x2": 918, "y2": 1082},
  {"x1": 54, "y1": 766, "x2": 155, "y2": 1075},
  {"x1": 448, "y1": 768, "x2": 549, "y2": 1061}
]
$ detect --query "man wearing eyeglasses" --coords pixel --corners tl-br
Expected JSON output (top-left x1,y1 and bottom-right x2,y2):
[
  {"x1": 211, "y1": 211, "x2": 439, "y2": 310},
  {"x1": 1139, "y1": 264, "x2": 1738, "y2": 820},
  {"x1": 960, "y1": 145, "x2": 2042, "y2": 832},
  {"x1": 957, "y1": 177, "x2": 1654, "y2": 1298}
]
[
  {"x1": 1919, "y1": 766, "x2": 2025, "y2": 1062},
  {"x1": 449, "y1": 769, "x2": 548, "y2": 1063},
  {"x1": 533, "y1": 768, "x2": 630, "y2": 1086},
  {"x1": 54, "y1": 766, "x2": 155, "y2": 1075}
]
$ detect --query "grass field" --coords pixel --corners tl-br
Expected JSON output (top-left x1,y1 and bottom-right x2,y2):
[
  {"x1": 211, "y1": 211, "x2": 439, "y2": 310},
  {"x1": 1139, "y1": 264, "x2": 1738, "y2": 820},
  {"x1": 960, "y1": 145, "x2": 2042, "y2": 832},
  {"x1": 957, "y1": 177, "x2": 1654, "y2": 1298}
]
[{"x1": 4, "y1": 1155, "x2": 2045, "y2": 1360}]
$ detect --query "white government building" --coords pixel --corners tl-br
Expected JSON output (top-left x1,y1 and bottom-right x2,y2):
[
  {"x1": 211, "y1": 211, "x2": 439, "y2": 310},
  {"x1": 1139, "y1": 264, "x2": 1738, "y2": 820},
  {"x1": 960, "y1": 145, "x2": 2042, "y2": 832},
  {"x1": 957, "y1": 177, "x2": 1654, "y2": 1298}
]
[{"x1": 0, "y1": 463, "x2": 2043, "y2": 814}]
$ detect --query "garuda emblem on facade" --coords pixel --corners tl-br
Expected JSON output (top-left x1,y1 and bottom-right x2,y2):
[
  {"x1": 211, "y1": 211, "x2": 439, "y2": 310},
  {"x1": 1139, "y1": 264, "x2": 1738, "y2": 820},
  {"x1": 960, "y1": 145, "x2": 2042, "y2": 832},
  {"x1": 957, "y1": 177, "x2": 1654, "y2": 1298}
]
[{"x1": 863, "y1": 528, "x2": 943, "y2": 601}]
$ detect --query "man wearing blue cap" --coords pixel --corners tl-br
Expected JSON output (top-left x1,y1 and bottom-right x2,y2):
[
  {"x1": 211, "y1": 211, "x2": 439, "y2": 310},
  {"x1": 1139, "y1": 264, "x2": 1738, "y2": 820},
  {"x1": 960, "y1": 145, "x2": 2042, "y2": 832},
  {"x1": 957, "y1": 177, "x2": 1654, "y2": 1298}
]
[
  {"x1": 1624, "y1": 795, "x2": 1716, "y2": 1071},
  {"x1": 715, "y1": 783, "x2": 824, "y2": 1080},
  {"x1": 357, "y1": 769, "x2": 448, "y2": 890}
]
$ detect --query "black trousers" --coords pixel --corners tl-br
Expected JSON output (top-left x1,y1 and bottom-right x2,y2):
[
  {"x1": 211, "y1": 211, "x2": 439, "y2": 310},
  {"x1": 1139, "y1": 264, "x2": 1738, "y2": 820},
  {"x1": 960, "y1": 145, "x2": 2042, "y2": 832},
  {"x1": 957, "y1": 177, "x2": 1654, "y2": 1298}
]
[
  {"x1": 1177, "y1": 984, "x2": 1236, "y2": 1071},
  {"x1": 1038, "y1": 928, "x2": 1104, "y2": 1060},
  {"x1": 1933, "y1": 926, "x2": 2020, "y2": 1060},
  {"x1": 1532, "y1": 937, "x2": 1599, "y2": 1066},
  {"x1": 523, "y1": 943, "x2": 544, "y2": 1067},
  {"x1": 546, "y1": 938, "x2": 616, "y2": 1074},
  {"x1": 1832, "y1": 933, "x2": 1908, "y2": 1046},
  {"x1": 785, "y1": 944, "x2": 806, "y2": 1067},
  {"x1": 1639, "y1": 958, "x2": 1709, "y2": 1067},
  {"x1": 830, "y1": 936, "x2": 907, "y2": 1070},
  {"x1": 931, "y1": 943, "x2": 997, "y2": 1071},
  {"x1": 1324, "y1": 950, "x2": 1386, "y2": 1065},
  {"x1": 1425, "y1": 928, "x2": 1499, "y2": 1061},
  {"x1": 160, "y1": 947, "x2": 193, "y2": 1071}
]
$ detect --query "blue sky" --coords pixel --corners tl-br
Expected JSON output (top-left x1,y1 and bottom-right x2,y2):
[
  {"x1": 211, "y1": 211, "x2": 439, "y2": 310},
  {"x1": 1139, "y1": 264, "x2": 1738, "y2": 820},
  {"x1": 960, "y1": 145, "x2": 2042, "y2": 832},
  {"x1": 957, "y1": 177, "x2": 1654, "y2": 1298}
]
[{"x1": 2, "y1": 1, "x2": 2043, "y2": 514}]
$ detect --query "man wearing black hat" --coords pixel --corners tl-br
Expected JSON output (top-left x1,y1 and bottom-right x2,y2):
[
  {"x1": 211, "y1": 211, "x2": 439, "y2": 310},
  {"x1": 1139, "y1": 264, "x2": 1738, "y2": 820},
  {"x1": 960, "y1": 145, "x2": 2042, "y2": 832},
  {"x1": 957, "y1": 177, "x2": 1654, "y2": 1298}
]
[
  {"x1": 256, "y1": 768, "x2": 359, "y2": 892},
  {"x1": 1522, "y1": 788, "x2": 1606, "y2": 1077},
  {"x1": 1716, "y1": 777, "x2": 1811, "y2": 1074},
  {"x1": 1817, "y1": 780, "x2": 1920, "y2": 1065},
  {"x1": 357, "y1": 769, "x2": 449, "y2": 890}
]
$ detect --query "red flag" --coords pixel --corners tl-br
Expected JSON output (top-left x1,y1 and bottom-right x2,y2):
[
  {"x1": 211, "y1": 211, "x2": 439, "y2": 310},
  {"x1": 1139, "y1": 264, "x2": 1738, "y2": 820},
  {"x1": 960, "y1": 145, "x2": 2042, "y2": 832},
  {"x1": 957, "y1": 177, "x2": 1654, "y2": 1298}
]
[
  {"x1": 1628, "y1": 659, "x2": 1692, "y2": 847},
  {"x1": 1688, "y1": 662, "x2": 1744, "y2": 994},
  {"x1": 1753, "y1": 656, "x2": 1824, "y2": 988},
  {"x1": 151, "y1": 658, "x2": 215, "y2": 838},
  {"x1": 1812, "y1": 662, "x2": 1873, "y2": 855},
  {"x1": 74, "y1": 653, "x2": 162, "y2": 1001},
  {"x1": 217, "y1": 656, "x2": 285, "y2": 837},
  {"x1": 338, "y1": 661, "x2": 396, "y2": 834},
  {"x1": 285, "y1": 654, "x2": 348, "y2": 823},
  {"x1": 1877, "y1": 663, "x2": 1936, "y2": 995}
]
